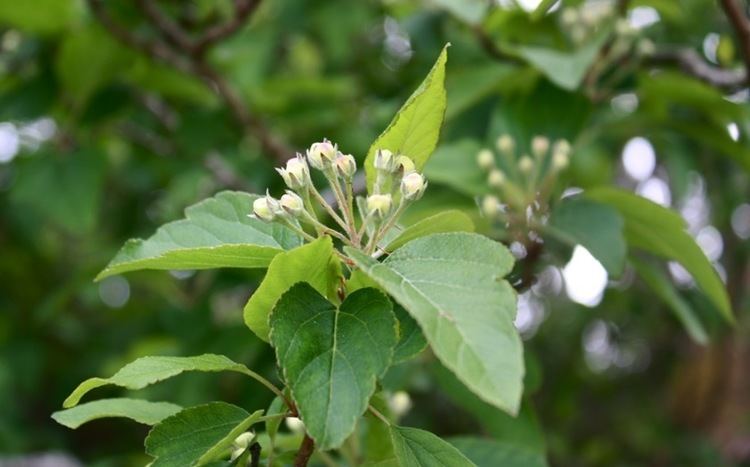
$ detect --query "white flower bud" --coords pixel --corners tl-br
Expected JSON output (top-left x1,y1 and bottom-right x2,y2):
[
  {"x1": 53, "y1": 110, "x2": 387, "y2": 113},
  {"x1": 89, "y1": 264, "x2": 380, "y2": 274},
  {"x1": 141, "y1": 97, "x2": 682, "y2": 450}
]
[
  {"x1": 230, "y1": 448, "x2": 245, "y2": 462},
  {"x1": 286, "y1": 417, "x2": 305, "y2": 433},
  {"x1": 280, "y1": 191, "x2": 304, "y2": 216},
  {"x1": 488, "y1": 169, "x2": 505, "y2": 188},
  {"x1": 388, "y1": 391, "x2": 412, "y2": 417},
  {"x1": 518, "y1": 155, "x2": 534, "y2": 173},
  {"x1": 553, "y1": 139, "x2": 571, "y2": 157},
  {"x1": 481, "y1": 195, "x2": 500, "y2": 218},
  {"x1": 476, "y1": 149, "x2": 495, "y2": 170},
  {"x1": 276, "y1": 154, "x2": 310, "y2": 190},
  {"x1": 367, "y1": 193, "x2": 393, "y2": 217},
  {"x1": 552, "y1": 150, "x2": 569, "y2": 170},
  {"x1": 334, "y1": 153, "x2": 357, "y2": 179},
  {"x1": 395, "y1": 155, "x2": 415, "y2": 173},
  {"x1": 252, "y1": 197, "x2": 276, "y2": 222},
  {"x1": 401, "y1": 172, "x2": 427, "y2": 200},
  {"x1": 570, "y1": 25, "x2": 587, "y2": 44},
  {"x1": 496, "y1": 135, "x2": 515, "y2": 155},
  {"x1": 306, "y1": 139, "x2": 337, "y2": 170},
  {"x1": 531, "y1": 136, "x2": 550, "y2": 158},
  {"x1": 637, "y1": 38, "x2": 656, "y2": 56},
  {"x1": 374, "y1": 149, "x2": 395, "y2": 172},
  {"x1": 560, "y1": 7, "x2": 578, "y2": 27},
  {"x1": 234, "y1": 432, "x2": 255, "y2": 449}
]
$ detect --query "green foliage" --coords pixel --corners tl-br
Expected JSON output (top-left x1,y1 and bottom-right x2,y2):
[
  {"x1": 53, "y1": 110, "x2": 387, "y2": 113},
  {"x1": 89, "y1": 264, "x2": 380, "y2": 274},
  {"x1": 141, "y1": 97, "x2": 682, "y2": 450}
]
[
  {"x1": 347, "y1": 233, "x2": 524, "y2": 415},
  {"x1": 96, "y1": 192, "x2": 301, "y2": 280},
  {"x1": 449, "y1": 437, "x2": 547, "y2": 467},
  {"x1": 269, "y1": 283, "x2": 397, "y2": 449},
  {"x1": 144, "y1": 403, "x2": 263, "y2": 466},
  {"x1": 385, "y1": 210, "x2": 474, "y2": 252},
  {"x1": 52, "y1": 398, "x2": 182, "y2": 429},
  {"x1": 390, "y1": 425, "x2": 476, "y2": 467}
]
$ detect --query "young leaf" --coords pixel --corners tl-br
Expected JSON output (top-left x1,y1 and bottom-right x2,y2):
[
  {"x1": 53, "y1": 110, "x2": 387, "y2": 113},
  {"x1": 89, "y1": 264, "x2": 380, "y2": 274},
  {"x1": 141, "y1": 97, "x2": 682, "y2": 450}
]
[
  {"x1": 546, "y1": 198, "x2": 626, "y2": 277},
  {"x1": 345, "y1": 233, "x2": 524, "y2": 415},
  {"x1": 269, "y1": 283, "x2": 398, "y2": 450},
  {"x1": 585, "y1": 188, "x2": 733, "y2": 323},
  {"x1": 449, "y1": 437, "x2": 548, "y2": 467},
  {"x1": 145, "y1": 402, "x2": 263, "y2": 467},
  {"x1": 385, "y1": 210, "x2": 475, "y2": 253},
  {"x1": 96, "y1": 191, "x2": 301, "y2": 281},
  {"x1": 244, "y1": 236, "x2": 341, "y2": 342},
  {"x1": 63, "y1": 354, "x2": 260, "y2": 408},
  {"x1": 52, "y1": 398, "x2": 182, "y2": 429},
  {"x1": 390, "y1": 426, "x2": 476, "y2": 467},
  {"x1": 393, "y1": 305, "x2": 428, "y2": 364},
  {"x1": 631, "y1": 258, "x2": 709, "y2": 345},
  {"x1": 365, "y1": 44, "x2": 449, "y2": 191}
]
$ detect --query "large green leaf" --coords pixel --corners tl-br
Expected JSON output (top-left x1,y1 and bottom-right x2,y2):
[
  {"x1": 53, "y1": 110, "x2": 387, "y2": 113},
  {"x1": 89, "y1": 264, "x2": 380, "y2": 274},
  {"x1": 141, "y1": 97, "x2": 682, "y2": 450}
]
[
  {"x1": 390, "y1": 426, "x2": 476, "y2": 467},
  {"x1": 346, "y1": 233, "x2": 524, "y2": 415},
  {"x1": 269, "y1": 283, "x2": 397, "y2": 449},
  {"x1": 97, "y1": 191, "x2": 301, "y2": 280},
  {"x1": 547, "y1": 198, "x2": 627, "y2": 277},
  {"x1": 515, "y1": 28, "x2": 610, "y2": 90},
  {"x1": 631, "y1": 258, "x2": 709, "y2": 345},
  {"x1": 585, "y1": 188, "x2": 732, "y2": 323},
  {"x1": 63, "y1": 354, "x2": 259, "y2": 408},
  {"x1": 244, "y1": 236, "x2": 341, "y2": 342},
  {"x1": 392, "y1": 305, "x2": 428, "y2": 364},
  {"x1": 145, "y1": 402, "x2": 263, "y2": 467},
  {"x1": 52, "y1": 398, "x2": 182, "y2": 429},
  {"x1": 385, "y1": 210, "x2": 475, "y2": 253},
  {"x1": 449, "y1": 437, "x2": 547, "y2": 467},
  {"x1": 365, "y1": 45, "x2": 449, "y2": 191}
]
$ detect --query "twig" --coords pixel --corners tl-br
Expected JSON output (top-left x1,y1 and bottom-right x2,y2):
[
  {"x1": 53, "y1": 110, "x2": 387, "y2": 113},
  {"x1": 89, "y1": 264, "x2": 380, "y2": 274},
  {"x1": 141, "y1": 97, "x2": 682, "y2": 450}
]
[
  {"x1": 720, "y1": 0, "x2": 750, "y2": 80},
  {"x1": 648, "y1": 48, "x2": 747, "y2": 91},
  {"x1": 472, "y1": 26, "x2": 523, "y2": 64},
  {"x1": 293, "y1": 434, "x2": 315, "y2": 467},
  {"x1": 249, "y1": 442, "x2": 261, "y2": 467},
  {"x1": 193, "y1": 0, "x2": 261, "y2": 56}
]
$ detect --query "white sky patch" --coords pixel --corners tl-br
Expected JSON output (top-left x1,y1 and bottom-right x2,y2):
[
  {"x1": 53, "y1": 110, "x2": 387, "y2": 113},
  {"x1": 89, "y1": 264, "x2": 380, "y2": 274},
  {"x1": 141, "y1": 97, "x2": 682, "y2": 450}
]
[
  {"x1": 703, "y1": 33, "x2": 720, "y2": 64},
  {"x1": 628, "y1": 6, "x2": 660, "y2": 29},
  {"x1": 731, "y1": 203, "x2": 750, "y2": 239},
  {"x1": 668, "y1": 261, "x2": 695, "y2": 288},
  {"x1": 563, "y1": 246, "x2": 608, "y2": 307},
  {"x1": 98, "y1": 276, "x2": 130, "y2": 308},
  {"x1": 0, "y1": 123, "x2": 20, "y2": 164},
  {"x1": 611, "y1": 93, "x2": 639, "y2": 113},
  {"x1": 727, "y1": 122, "x2": 740, "y2": 141},
  {"x1": 515, "y1": 0, "x2": 543, "y2": 12},
  {"x1": 637, "y1": 177, "x2": 671, "y2": 207},
  {"x1": 695, "y1": 225, "x2": 723, "y2": 262},
  {"x1": 622, "y1": 137, "x2": 655, "y2": 181}
]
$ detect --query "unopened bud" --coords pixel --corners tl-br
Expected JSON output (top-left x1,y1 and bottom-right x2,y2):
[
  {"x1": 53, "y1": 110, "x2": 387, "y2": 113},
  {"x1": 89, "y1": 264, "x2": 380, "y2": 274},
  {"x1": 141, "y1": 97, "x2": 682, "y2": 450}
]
[
  {"x1": 388, "y1": 391, "x2": 412, "y2": 417},
  {"x1": 481, "y1": 195, "x2": 500, "y2": 218},
  {"x1": 488, "y1": 169, "x2": 505, "y2": 188},
  {"x1": 560, "y1": 7, "x2": 578, "y2": 27},
  {"x1": 395, "y1": 155, "x2": 415, "y2": 174},
  {"x1": 476, "y1": 149, "x2": 495, "y2": 170},
  {"x1": 234, "y1": 432, "x2": 255, "y2": 449},
  {"x1": 401, "y1": 172, "x2": 427, "y2": 200},
  {"x1": 280, "y1": 191, "x2": 304, "y2": 216},
  {"x1": 531, "y1": 136, "x2": 550, "y2": 158},
  {"x1": 374, "y1": 149, "x2": 395, "y2": 172},
  {"x1": 230, "y1": 448, "x2": 245, "y2": 462},
  {"x1": 334, "y1": 153, "x2": 357, "y2": 179},
  {"x1": 306, "y1": 139, "x2": 337, "y2": 170},
  {"x1": 252, "y1": 196, "x2": 277, "y2": 222},
  {"x1": 496, "y1": 135, "x2": 515, "y2": 155},
  {"x1": 286, "y1": 417, "x2": 305, "y2": 433},
  {"x1": 277, "y1": 154, "x2": 310, "y2": 190},
  {"x1": 367, "y1": 193, "x2": 393, "y2": 217},
  {"x1": 518, "y1": 156, "x2": 534, "y2": 173},
  {"x1": 552, "y1": 151, "x2": 569, "y2": 170}
]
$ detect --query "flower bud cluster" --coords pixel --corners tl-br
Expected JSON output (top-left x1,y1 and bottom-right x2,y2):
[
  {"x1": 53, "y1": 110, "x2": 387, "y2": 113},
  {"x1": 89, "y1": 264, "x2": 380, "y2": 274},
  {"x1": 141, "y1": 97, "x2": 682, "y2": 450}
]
[
  {"x1": 250, "y1": 139, "x2": 429, "y2": 253},
  {"x1": 476, "y1": 133, "x2": 571, "y2": 224},
  {"x1": 559, "y1": 4, "x2": 614, "y2": 45}
]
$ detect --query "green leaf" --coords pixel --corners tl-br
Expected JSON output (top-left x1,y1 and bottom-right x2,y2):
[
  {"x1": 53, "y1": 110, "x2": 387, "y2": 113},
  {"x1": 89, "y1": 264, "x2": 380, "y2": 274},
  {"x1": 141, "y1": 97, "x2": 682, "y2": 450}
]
[
  {"x1": 145, "y1": 402, "x2": 263, "y2": 467},
  {"x1": 269, "y1": 284, "x2": 397, "y2": 449},
  {"x1": 52, "y1": 398, "x2": 182, "y2": 429},
  {"x1": 365, "y1": 45, "x2": 449, "y2": 191},
  {"x1": 244, "y1": 237, "x2": 341, "y2": 342},
  {"x1": 0, "y1": 0, "x2": 79, "y2": 34},
  {"x1": 585, "y1": 188, "x2": 733, "y2": 323},
  {"x1": 424, "y1": 140, "x2": 488, "y2": 198},
  {"x1": 390, "y1": 426, "x2": 476, "y2": 467},
  {"x1": 63, "y1": 354, "x2": 259, "y2": 408},
  {"x1": 547, "y1": 198, "x2": 627, "y2": 277},
  {"x1": 386, "y1": 210, "x2": 475, "y2": 253},
  {"x1": 515, "y1": 28, "x2": 610, "y2": 90},
  {"x1": 346, "y1": 233, "x2": 524, "y2": 415},
  {"x1": 449, "y1": 437, "x2": 548, "y2": 467},
  {"x1": 96, "y1": 191, "x2": 301, "y2": 281},
  {"x1": 393, "y1": 305, "x2": 428, "y2": 364},
  {"x1": 631, "y1": 258, "x2": 709, "y2": 345}
]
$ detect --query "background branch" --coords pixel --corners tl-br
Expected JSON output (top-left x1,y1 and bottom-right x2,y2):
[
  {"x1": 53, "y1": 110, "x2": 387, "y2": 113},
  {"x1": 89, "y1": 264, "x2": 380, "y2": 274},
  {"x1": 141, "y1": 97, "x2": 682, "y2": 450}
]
[{"x1": 720, "y1": 0, "x2": 750, "y2": 79}]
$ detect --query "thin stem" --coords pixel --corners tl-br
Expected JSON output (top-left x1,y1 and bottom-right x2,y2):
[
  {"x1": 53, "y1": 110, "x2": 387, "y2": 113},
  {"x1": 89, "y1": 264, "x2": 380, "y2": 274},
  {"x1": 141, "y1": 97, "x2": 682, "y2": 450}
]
[
  {"x1": 240, "y1": 369, "x2": 291, "y2": 410},
  {"x1": 345, "y1": 179, "x2": 359, "y2": 246},
  {"x1": 280, "y1": 218, "x2": 317, "y2": 243},
  {"x1": 366, "y1": 201, "x2": 406, "y2": 254},
  {"x1": 310, "y1": 182, "x2": 349, "y2": 230},
  {"x1": 300, "y1": 212, "x2": 353, "y2": 245},
  {"x1": 368, "y1": 405, "x2": 391, "y2": 426}
]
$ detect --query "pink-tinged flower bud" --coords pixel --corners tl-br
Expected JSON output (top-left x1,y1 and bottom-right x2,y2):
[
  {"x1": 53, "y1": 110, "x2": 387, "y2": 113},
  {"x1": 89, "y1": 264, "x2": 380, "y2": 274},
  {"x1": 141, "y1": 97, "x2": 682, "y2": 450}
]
[
  {"x1": 400, "y1": 172, "x2": 427, "y2": 200},
  {"x1": 374, "y1": 149, "x2": 395, "y2": 172},
  {"x1": 334, "y1": 153, "x2": 357, "y2": 179},
  {"x1": 280, "y1": 191, "x2": 304, "y2": 216},
  {"x1": 531, "y1": 136, "x2": 550, "y2": 158},
  {"x1": 367, "y1": 193, "x2": 393, "y2": 217},
  {"x1": 252, "y1": 197, "x2": 276, "y2": 221},
  {"x1": 306, "y1": 139, "x2": 337, "y2": 169},
  {"x1": 276, "y1": 154, "x2": 310, "y2": 190}
]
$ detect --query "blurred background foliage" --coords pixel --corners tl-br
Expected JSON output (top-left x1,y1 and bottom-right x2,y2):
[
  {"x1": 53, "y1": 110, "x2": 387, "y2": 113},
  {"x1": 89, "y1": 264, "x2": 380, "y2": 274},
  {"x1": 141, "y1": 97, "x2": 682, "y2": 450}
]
[{"x1": 1, "y1": 0, "x2": 749, "y2": 465}]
